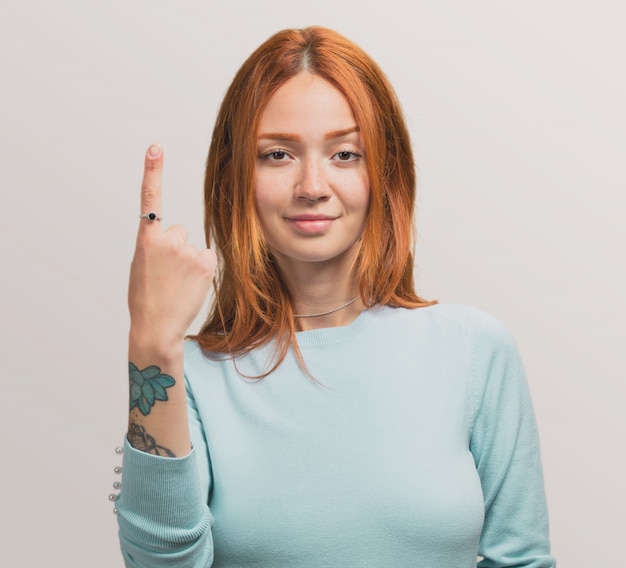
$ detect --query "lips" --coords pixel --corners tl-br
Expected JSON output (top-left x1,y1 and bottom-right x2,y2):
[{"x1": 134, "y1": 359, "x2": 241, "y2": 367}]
[{"x1": 285, "y1": 214, "x2": 337, "y2": 234}]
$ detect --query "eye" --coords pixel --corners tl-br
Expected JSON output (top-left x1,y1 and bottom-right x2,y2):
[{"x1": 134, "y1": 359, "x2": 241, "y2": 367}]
[
  {"x1": 333, "y1": 150, "x2": 361, "y2": 162},
  {"x1": 259, "y1": 149, "x2": 290, "y2": 162},
  {"x1": 269, "y1": 150, "x2": 288, "y2": 160}
]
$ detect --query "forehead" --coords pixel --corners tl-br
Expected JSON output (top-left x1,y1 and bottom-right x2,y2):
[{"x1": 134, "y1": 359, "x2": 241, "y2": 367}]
[{"x1": 258, "y1": 73, "x2": 357, "y2": 135}]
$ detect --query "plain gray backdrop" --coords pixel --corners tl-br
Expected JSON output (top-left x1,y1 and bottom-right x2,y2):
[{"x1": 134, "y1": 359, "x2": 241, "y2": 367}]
[{"x1": 1, "y1": 0, "x2": 624, "y2": 565}]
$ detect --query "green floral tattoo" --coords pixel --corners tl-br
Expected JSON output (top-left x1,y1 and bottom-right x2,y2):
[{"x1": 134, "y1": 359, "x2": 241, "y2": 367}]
[{"x1": 129, "y1": 362, "x2": 176, "y2": 416}]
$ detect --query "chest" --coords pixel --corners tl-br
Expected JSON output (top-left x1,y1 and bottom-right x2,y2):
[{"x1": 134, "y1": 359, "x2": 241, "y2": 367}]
[{"x1": 200, "y1": 343, "x2": 484, "y2": 565}]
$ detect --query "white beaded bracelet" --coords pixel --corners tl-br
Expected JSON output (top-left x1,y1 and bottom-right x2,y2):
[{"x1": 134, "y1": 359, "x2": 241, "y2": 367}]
[{"x1": 110, "y1": 445, "x2": 123, "y2": 514}]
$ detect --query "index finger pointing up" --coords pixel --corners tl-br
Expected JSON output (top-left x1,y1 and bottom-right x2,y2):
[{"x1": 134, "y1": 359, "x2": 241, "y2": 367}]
[{"x1": 139, "y1": 144, "x2": 164, "y2": 230}]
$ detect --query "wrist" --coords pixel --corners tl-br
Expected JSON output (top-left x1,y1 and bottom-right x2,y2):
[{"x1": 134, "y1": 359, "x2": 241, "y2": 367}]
[{"x1": 128, "y1": 328, "x2": 185, "y2": 363}]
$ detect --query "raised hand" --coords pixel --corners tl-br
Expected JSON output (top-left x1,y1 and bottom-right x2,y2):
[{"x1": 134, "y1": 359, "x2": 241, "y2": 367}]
[{"x1": 128, "y1": 144, "x2": 217, "y2": 354}]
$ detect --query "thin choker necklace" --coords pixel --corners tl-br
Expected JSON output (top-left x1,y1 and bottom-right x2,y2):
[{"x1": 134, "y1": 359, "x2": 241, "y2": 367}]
[{"x1": 294, "y1": 295, "x2": 361, "y2": 318}]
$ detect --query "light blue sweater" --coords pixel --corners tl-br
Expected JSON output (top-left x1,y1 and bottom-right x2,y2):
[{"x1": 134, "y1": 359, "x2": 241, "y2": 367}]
[{"x1": 117, "y1": 303, "x2": 555, "y2": 567}]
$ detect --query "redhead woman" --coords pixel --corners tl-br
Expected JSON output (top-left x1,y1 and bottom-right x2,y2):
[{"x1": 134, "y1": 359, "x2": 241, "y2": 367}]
[{"x1": 116, "y1": 27, "x2": 555, "y2": 567}]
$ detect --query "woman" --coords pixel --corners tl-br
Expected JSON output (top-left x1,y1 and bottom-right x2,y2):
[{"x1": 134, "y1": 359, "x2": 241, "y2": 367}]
[{"x1": 116, "y1": 26, "x2": 555, "y2": 567}]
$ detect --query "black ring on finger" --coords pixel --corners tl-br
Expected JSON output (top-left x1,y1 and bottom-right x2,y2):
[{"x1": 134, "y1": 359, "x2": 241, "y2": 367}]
[{"x1": 139, "y1": 212, "x2": 162, "y2": 222}]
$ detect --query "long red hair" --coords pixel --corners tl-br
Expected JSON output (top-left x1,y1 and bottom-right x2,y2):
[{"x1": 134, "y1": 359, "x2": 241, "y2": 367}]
[{"x1": 192, "y1": 26, "x2": 435, "y2": 374}]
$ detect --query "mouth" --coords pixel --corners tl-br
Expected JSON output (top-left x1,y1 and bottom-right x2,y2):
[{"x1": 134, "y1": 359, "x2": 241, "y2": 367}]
[{"x1": 285, "y1": 214, "x2": 337, "y2": 234}]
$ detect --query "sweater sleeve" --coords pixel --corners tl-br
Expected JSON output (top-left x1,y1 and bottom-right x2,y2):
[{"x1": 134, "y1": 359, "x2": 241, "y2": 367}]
[
  {"x1": 116, "y1": 378, "x2": 214, "y2": 567},
  {"x1": 468, "y1": 312, "x2": 555, "y2": 568}
]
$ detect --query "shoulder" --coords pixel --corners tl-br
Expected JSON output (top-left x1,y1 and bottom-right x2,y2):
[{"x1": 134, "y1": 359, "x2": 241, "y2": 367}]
[
  {"x1": 360, "y1": 303, "x2": 520, "y2": 375},
  {"x1": 184, "y1": 339, "x2": 203, "y2": 362},
  {"x1": 425, "y1": 303, "x2": 515, "y2": 342},
  {"x1": 183, "y1": 339, "x2": 229, "y2": 372},
  {"x1": 378, "y1": 302, "x2": 515, "y2": 347},
  {"x1": 426, "y1": 304, "x2": 528, "y2": 402},
  {"x1": 430, "y1": 304, "x2": 522, "y2": 371}
]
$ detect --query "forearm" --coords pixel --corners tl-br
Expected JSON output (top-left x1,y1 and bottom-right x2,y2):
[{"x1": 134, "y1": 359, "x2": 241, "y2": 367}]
[
  {"x1": 117, "y1": 439, "x2": 214, "y2": 567},
  {"x1": 127, "y1": 332, "x2": 191, "y2": 458},
  {"x1": 118, "y1": 337, "x2": 215, "y2": 567}
]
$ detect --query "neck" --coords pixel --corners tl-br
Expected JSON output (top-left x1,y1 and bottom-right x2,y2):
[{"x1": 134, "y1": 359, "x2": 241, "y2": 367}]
[
  {"x1": 293, "y1": 295, "x2": 364, "y2": 331},
  {"x1": 294, "y1": 294, "x2": 361, "y2": 318},
  {"x1": 289, "y1": 280, "x2": 363, "y2": 332},
  {"x1": 293, "y1": 294, "x2": 361, "y2": 318},
  {"x1": 271, "y1": 245, "x2": 364, "y2": 331}
]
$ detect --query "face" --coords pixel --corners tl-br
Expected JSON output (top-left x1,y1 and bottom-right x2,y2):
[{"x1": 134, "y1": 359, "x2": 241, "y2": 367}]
[{"x1": 254, "y1": 73, "x2": 370, "y2": 272}]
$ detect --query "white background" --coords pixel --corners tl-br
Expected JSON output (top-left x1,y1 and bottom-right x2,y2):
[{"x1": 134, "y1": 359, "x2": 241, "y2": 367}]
[{"x1": 1, "y1": 1, "x2": 624, "y2": 565}]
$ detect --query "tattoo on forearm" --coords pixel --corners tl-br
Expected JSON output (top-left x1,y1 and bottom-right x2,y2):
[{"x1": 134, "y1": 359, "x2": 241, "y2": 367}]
[
  {"x1": 129, "y1": 362, "x2": 176, "y2": 416},
  {"x1": 127, "y1": 423, "x2": 176, "y2": 457}
]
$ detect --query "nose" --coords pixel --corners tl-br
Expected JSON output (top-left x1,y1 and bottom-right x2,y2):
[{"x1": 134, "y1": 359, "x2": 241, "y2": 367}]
[{"x1": 295, "y1": 159, "x2": 329, "y2": 204}]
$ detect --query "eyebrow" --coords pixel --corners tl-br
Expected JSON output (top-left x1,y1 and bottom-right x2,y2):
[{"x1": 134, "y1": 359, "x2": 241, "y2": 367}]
[{"x1": 257, "y1": 126, "x2": 360, "y2": 142}]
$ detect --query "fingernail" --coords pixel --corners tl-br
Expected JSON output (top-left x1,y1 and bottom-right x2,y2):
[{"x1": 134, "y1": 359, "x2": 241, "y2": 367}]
[{"x1": 147, "y1": 144, "x2": 162, "y2": 159}]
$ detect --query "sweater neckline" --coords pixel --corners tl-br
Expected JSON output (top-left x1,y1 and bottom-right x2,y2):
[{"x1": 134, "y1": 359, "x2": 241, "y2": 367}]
[{"x1": 294, "y1": 307, "x2": 380, "y2": 347}]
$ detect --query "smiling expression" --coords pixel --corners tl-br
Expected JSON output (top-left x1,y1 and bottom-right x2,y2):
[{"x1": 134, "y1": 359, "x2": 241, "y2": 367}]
[{"x1": 254, "y1": 72, "x2": 370, "y2": 272}]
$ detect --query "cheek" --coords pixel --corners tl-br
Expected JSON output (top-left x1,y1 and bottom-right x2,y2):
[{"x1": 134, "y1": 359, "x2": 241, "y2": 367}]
[
  {"x1": 253, "y1": 181, "x2": 282, "y2": 238},
  {"x1": 351, "y1": 174, "x2": 371, "y2": 214},
  {"x1": 254, "y1": 170, "x2": 288, "y2": 208},
  {"x1": 253, "y1": 176, "x2": 271, "y2": 215},
  {"x1": 336, "y1": 168, "x2": 369, "y2": 205},
  {"x1": 254, "y1": 194, "x2": 273, "y2": 223}
]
